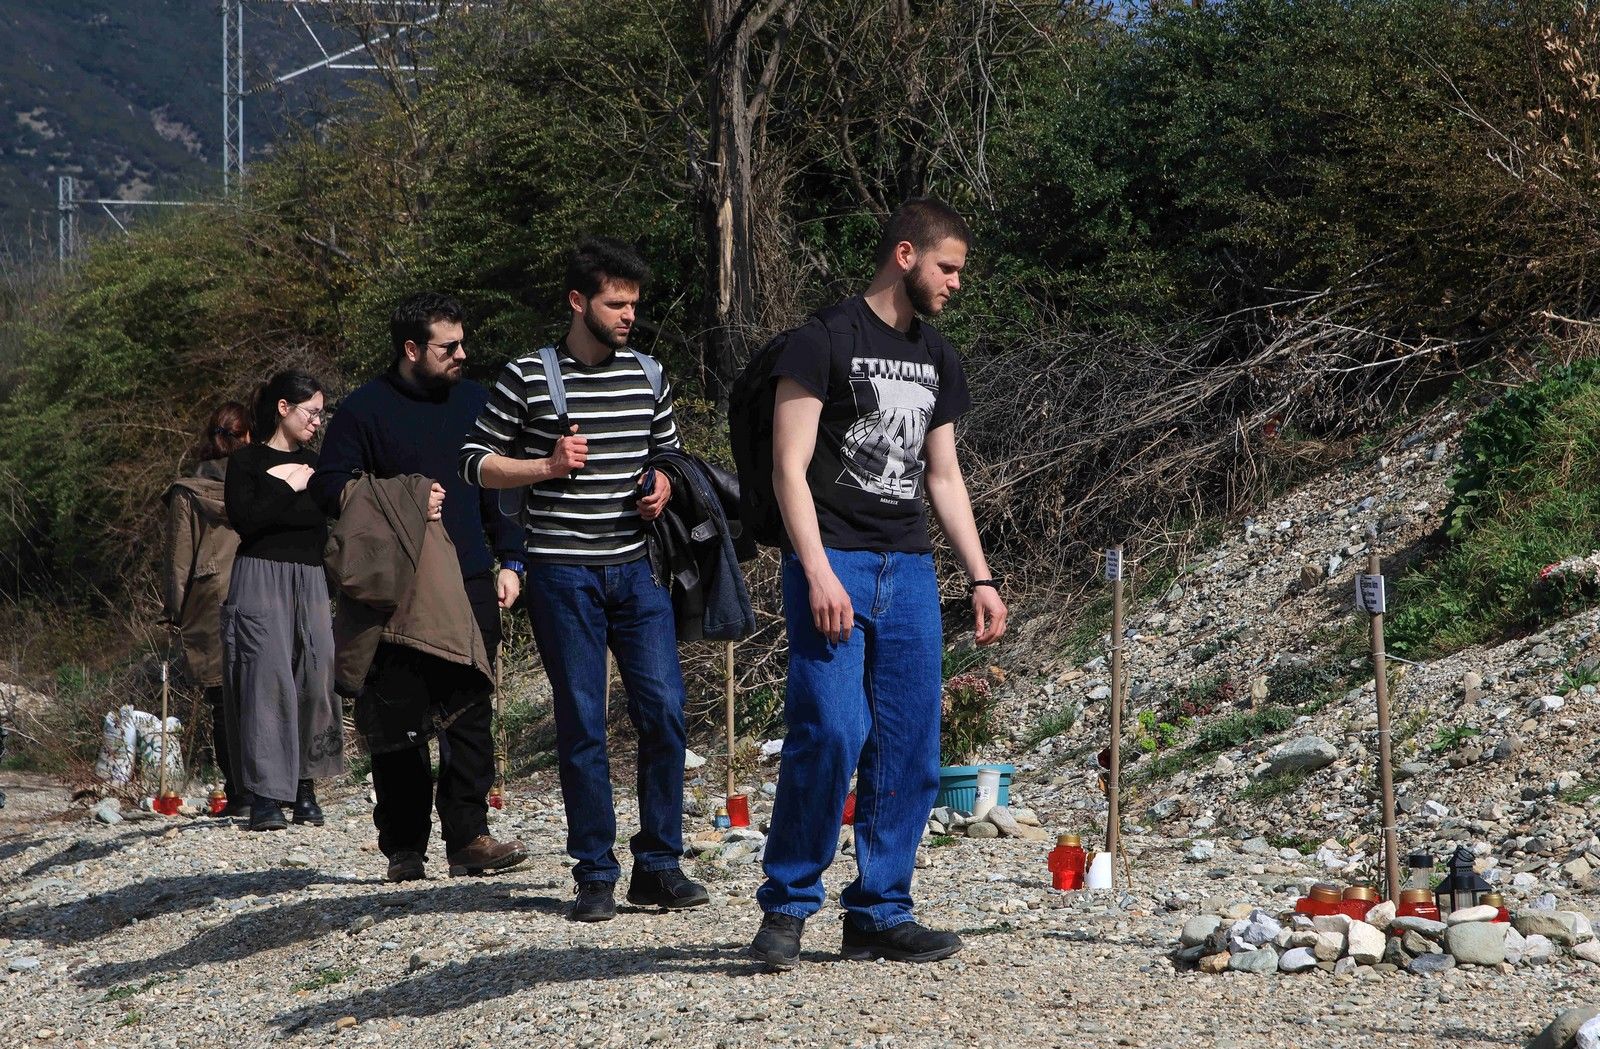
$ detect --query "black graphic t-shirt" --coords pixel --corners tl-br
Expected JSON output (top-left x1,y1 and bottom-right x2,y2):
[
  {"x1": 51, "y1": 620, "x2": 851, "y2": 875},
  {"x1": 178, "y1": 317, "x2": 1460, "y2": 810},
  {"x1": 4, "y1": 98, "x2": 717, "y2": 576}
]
[{"x1": 771, "y1": 296, "x2": 972, "y2": 553}]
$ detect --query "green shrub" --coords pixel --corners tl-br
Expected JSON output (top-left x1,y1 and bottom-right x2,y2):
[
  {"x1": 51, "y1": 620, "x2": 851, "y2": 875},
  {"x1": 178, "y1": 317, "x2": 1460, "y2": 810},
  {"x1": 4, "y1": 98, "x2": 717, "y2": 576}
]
[
  {"x1": 941, "y1": 673, "x2": 998, "y2": 767},
  {"x1": 1194, "y1": 706, "x2": 1295, "y2": 753},
  {"x1": 1390, "y1": 364, "x2": 1600, "y2": 658},
  {"x1": 1265, "y1": 661, "x2": 1345, "y2": 707}
]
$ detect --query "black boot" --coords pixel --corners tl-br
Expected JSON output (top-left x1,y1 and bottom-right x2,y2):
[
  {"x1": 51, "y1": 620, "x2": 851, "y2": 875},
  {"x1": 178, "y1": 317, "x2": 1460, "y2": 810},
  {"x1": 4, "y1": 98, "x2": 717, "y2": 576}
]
[
  {"x1": 249, "y1": 793, "x2": 287, "y2": 832},
  {"x1": 291, "y1": 779, "x2": 324, "y2": 826}
]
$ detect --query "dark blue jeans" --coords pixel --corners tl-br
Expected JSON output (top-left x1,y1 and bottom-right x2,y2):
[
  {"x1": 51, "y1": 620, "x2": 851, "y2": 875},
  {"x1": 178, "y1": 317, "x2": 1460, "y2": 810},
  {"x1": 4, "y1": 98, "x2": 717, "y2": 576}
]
[
  {"x1": 525, "y1": 556, "x2": 687, "y2": 884},
  {"x1": 757, "y1": 549, "x2": 943, "y2": 931}
]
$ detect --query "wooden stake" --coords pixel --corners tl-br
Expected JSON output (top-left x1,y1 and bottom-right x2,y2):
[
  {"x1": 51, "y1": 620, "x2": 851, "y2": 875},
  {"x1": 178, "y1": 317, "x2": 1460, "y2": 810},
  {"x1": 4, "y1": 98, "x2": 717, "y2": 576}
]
[
  {"x1": 494, "y1": 639, "x2": 505, "y2": 792},
  {"x1": 157, "y1": 660, "x2": 170, "y2": 801},
  {"x1": 1368, "y1": 551, "x2": 1402, "y2": 902},
  {"x1": 725, "y1": 641, "x2": 736, "y2": 801},
  {"x1": 1107, "y1": 546, "x2": 1124, "y2": 889}
]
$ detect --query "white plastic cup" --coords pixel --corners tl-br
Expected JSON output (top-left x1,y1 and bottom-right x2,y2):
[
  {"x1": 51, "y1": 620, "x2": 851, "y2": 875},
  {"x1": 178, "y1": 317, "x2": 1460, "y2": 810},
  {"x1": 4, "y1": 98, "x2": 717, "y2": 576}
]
[
  {"x1": 972, "y1": 767, "x2": 1001, "y2": 819},
  {"x1": 1085, "y1": 851, "x2": 1113, "y2": 889}
]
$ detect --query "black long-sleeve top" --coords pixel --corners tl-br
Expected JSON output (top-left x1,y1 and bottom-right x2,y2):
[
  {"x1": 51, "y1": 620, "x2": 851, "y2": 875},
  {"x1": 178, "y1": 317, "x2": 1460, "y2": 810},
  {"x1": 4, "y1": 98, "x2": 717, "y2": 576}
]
[{"x1": 223, "y1": 443, "x2": 326, "y2": 565}]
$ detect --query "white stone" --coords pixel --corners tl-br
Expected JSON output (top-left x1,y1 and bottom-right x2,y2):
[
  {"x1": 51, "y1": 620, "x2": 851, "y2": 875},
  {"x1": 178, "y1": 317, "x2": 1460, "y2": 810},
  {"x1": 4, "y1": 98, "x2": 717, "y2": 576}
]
[
  {"x1": 1278, "y1": 946, "x2": 1318, "y2": 973},
  {"x1": 1577, "y1": 1016, "x2": 1600, "y2": 1049},
  {"x1": 1364, "y1": 900, "x2": 1396, "y2": 932},
  {"x1": 683, "y1": 749, "x2": 706, "y2": 770},
  {"x1": 1446, "y1": 905, "x2": 1500, "y2": 924},
  {"x1": 1345, "y1": 920, "x2": 1385, "y2": 965}
]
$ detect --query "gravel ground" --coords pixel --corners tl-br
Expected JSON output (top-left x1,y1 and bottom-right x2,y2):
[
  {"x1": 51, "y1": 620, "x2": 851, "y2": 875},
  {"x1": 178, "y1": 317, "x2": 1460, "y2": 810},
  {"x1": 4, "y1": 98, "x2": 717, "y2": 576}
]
[{"x1": 0, "y1": 773, "x2": 1590, "y2": 1049}]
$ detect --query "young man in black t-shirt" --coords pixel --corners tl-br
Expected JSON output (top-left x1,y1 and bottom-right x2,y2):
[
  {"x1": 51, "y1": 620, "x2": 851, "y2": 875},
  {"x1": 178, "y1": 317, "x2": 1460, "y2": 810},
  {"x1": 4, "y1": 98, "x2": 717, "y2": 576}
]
[{"x1": 750, "y1": 199, "x2": 1009, "y2": 970}]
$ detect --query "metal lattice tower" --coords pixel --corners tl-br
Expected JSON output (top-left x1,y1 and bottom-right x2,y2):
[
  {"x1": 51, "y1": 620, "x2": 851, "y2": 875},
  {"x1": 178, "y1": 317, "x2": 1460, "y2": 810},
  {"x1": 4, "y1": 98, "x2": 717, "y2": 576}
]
[
  {"x1": 222, "y1": 0, "x2": 246, "y2": 193},
  {"x1": 57, "y1": 176, "x2": 78, "y2": 268}
]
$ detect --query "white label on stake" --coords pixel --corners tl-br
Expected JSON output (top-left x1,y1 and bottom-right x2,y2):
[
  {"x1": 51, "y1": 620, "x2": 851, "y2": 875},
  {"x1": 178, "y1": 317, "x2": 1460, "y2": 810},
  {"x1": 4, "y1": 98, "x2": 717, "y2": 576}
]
[
  {"x1": 1105, "y1": 548, "x2": 1123, "y2": 581},
  {"x1": 1356, "y1": 573, "x2": 1386, "y2": 614}
]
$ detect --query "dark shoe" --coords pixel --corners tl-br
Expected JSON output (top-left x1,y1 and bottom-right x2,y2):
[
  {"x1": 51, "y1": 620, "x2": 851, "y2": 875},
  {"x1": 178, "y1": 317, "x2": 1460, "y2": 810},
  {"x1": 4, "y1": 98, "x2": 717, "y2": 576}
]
[
  {"x1": 749, "y1": 912, "x2": 805, "y2": 971},
  {"x1": 841, "y1": 919, "x2": 962, "y2": 963},
  {"x1": 248, "y1": 794, "x2": 287, "y2": 832},
  {"x1": 291, "y1": 779, "x2": 324, "y2": 826},
  {"x1": 222, "y1": 798, "x2": 251, "y2": 820},
  {"x1": 446, "y1": 834, "x2": 528, "y2": 877},
  {"x1": 572, "y1": 880, "x2": 617, "y2": 923},
  {"x1": 386, "y1": 851, "x2": 426, "y2": 883},
  {"x1": 626, "y1": 866, "x2": 710, "y2": 910}
]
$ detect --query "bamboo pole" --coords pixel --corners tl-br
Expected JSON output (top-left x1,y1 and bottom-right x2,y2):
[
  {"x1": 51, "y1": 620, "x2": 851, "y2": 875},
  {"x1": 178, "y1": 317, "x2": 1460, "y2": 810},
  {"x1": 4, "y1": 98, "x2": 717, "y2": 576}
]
[
  {"x1": 725, "y1": 641, "x2": 736, "y2": 801},
  {"x1": 494, "y1": 639, "x2": 505, "y2": 792},
  {"x1": 1368, "y1": 551, "x2": 1402, "y2": 902},
  {"x1": 1107, "y1": 546, "x2": 1124, "y2": 889}
]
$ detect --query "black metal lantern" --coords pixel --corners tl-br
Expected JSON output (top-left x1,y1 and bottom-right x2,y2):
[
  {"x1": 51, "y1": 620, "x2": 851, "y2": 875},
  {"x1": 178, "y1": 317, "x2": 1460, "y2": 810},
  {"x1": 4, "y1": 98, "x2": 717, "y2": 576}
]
[{"x1": 1434, "y1": 844, "x2": 1490, "y2": 916}]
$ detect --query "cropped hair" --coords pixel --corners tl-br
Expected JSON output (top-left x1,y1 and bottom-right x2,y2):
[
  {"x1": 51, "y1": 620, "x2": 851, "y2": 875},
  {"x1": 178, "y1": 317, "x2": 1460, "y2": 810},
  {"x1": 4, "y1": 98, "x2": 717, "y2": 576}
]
[
  {"x1": 390, "y1": 291, "x2": 465, "y2": 363},
  {"x1": 190, "y1": 401, "x2": 250, "y2": 461},
  {"x1": 252, "y1": 370, "x2": 324, "y2": 443},
  {"x1": 873, "y1": 197, "x2": 972, "y2": 268},
  {"x1": 565, "y1": 236, "x2": 651, "y2": 300}
]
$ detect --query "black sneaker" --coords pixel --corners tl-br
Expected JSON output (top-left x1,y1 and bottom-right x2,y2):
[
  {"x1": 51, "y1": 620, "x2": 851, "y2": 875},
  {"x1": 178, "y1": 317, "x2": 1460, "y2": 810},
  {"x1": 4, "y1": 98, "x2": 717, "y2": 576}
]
[
  {"x1": 386, "y1": 851, "x2": 426, "y2": 883},
  {"x1": 840, "y1": 919, "x2": 962, "y2": 963},
  {"x1": 749, "y1": 912, "x2": 805, "y2": 971},
  {"x1": 626, "y1": 866, "x2": 710, "y2": 910},
  {"x1": 572, "y1": 880, "x2": 617, "y2": 923}
]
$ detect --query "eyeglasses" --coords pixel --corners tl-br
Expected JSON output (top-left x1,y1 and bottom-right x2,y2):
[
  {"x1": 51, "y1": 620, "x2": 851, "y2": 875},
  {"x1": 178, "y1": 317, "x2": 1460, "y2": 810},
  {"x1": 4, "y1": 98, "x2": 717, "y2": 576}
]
[
  {"x1": 428, "y1": 339, "x2": 466, "y2": 355},
  {"x1": 290, "y1": 403, "x2": 325, "y2": 423}
]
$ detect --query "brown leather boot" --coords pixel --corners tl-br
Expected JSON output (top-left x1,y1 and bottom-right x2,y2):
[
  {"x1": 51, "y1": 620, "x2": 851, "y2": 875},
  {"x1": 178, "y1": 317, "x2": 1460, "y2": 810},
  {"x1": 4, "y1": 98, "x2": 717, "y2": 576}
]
[{"x1": 447, "y1": 834, "x2": 529, "y2": 877}]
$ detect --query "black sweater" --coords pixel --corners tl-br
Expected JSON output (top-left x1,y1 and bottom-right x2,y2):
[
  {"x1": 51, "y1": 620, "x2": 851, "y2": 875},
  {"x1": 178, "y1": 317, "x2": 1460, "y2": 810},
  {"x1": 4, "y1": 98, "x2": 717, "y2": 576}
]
[
  {"x1": 224, "y1": 443, "x2": 326, "y2": 565},
  {"x1": 309, "y1": 370, "x2": 517, "y2": 579}
]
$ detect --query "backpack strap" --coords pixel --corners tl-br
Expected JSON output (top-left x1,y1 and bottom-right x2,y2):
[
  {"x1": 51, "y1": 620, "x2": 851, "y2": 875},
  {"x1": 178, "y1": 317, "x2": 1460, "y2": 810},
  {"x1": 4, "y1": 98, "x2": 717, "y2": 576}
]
[
  {"x1": 628, "y1": 348, "x2": 665, "y2": 403},
  {"x1": 538, "y1": 345, "x2": 569, "y2": 425}
]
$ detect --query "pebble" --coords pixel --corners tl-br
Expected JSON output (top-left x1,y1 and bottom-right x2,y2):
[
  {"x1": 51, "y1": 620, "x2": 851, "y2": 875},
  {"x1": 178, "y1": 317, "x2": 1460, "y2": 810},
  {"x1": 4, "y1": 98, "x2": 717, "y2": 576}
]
[{"x1": 8, "y1": 956, "x2": 40, "y2": 973}]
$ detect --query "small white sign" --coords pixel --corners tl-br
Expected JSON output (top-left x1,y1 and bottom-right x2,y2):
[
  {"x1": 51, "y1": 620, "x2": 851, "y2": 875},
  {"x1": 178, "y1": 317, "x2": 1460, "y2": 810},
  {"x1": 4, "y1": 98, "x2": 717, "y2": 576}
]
[
  {"x1": 1105, "y1": 548, "x2": 1123, "y2": 581},
  {"x1": 1356, "y1": 573, "x2": 1386, "y2": 614}
]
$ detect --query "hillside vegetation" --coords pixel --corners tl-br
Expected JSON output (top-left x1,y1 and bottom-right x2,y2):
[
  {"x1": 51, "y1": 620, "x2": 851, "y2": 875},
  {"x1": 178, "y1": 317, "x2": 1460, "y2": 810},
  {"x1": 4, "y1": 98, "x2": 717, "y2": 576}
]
[{"x1": 6, "y1": 0, "x2": 1600, "y2": 760}]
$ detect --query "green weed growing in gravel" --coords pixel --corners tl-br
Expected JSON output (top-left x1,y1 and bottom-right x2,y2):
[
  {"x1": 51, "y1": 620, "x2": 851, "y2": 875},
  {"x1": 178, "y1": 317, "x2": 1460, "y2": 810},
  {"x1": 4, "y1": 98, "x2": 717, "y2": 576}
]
[{"x1": 291, "y1": 967, "x2": 353, "y2": 993}]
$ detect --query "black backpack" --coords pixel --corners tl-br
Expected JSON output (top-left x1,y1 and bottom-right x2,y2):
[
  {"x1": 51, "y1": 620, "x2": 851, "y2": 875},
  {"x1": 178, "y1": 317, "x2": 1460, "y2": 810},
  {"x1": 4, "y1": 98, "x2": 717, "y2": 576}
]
[{"x1": 727, "y1": 304, "x2": 857, "y2": 548}]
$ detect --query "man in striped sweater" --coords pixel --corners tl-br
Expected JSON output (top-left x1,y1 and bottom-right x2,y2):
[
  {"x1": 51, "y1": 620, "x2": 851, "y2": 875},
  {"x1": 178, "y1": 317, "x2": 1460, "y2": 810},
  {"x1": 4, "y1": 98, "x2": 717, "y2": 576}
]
[{"x1": 460, "y1": 237, "x2": 708, "y2": 922}]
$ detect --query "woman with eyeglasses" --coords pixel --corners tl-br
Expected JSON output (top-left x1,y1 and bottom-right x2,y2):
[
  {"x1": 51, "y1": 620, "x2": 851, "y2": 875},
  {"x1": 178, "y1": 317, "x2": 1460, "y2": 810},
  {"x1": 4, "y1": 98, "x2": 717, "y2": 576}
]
[
  {"x1": 221, "y1": 370, "x2": 345, "y2": 831},
  {"x1": 161, "y1": 401, "x2": 251, "y2": 817}
]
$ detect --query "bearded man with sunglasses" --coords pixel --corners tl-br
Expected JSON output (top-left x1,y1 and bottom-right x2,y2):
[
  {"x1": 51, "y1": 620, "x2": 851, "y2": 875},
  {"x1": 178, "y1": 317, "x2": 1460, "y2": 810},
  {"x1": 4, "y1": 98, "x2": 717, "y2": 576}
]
[{"x1": 310, "y1": 291, "x2": 528, "y2": 882}]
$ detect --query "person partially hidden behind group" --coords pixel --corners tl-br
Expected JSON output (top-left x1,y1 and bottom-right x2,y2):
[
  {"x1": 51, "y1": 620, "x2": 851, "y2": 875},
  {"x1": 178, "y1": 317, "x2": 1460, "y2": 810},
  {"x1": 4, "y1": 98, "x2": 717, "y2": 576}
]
[
  {"x1": 221, "y1": 370, "x2": 345, "y2": 831},
  {"x1": 161, "y1": 401, "x2": 250, "y2": 817}
]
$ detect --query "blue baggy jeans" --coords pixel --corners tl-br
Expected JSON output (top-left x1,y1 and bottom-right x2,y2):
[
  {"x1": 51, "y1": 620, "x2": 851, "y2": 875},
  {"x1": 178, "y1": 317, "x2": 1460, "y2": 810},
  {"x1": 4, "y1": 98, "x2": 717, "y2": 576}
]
[
  {"x1": 757, "y1": 549, "x2": 943, "y2": 930},
  {"x1": 525, "y1": 556, "x2": 687, "y2": 883}
]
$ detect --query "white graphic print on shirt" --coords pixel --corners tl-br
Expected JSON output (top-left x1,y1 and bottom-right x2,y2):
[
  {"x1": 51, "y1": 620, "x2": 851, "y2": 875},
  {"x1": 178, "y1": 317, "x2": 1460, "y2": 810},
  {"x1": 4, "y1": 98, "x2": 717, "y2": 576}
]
[{"x1": 837, "y1": 355, "x2": 937, "y2": 501}]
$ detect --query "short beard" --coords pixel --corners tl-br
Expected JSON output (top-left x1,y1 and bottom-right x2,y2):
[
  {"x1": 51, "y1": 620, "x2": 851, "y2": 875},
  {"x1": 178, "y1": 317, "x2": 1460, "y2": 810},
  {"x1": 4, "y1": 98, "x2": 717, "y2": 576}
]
[
  {"x1": 584, "y1": 304, "x2": 627, "y2": 349},
  {"x1": 416, "y1": 357, "x2": 462, "y2": 390},
  {"x1": 903, "y1": 268, "x2": 943, "y2": 317}
]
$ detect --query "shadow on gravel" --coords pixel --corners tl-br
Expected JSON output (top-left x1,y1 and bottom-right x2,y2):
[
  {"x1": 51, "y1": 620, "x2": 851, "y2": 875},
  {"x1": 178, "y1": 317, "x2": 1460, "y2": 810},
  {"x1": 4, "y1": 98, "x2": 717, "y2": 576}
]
[
  {"x1": 6, "y1": 829, "x2": 159, "y2": 880},
  {"x1": 2, "y1": 866, "x2": 355, "y2": 946},
  {"x1": 74, "y1": 881, "x2": 565, "y2": 989},
  {"x1": 0, "y1": 832, "x2": 52, "y2": 868},
  {"x1": 273, "y1": 942, "x2": 752, "y2": 1033}
]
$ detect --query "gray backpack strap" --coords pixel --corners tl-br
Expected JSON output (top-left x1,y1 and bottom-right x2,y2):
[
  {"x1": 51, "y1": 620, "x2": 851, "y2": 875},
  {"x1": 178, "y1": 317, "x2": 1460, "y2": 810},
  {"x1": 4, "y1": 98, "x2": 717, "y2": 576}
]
[
  {"x1": 539, "y1": 345, "x2": 568, "y2": 421},
  {"x1": 628, "y1": 348, "x2": 665, "y2": 402}
]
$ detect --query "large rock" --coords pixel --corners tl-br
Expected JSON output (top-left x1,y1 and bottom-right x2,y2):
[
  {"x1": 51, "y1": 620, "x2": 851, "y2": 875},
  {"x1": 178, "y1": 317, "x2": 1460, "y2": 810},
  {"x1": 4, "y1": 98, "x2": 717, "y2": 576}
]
[
  {"x1": 1365, "y1": 900, "x2": 1397, "y2": 932},
  {"x1": 1514, "y1": 911, "x2": 1594, "y2": 946},
  {"x1": 1279, "y1": 946, "x2": 1318, "y2": 973},
  {"x1": 91, "y1": 798, "x2": 122, "y2": 825},
  {"x1": 1345, "y1": 921, "x2": 1385, "y2": 965},
  {"x1": 1579, "y1": 1017, "x2": 1600, "y2": 1049},
  {"x1": 1447, "y1": 905, "x2": 1500, "y2": 925},
  {"x1": 1228, "y1": 947, "x2": 1279, "y2": 975},
  {"x1": 1445, "y1": 921, "x2": 1507, "y2": 966},
  {"x1": 1269, "y1": 736, "x2": 1339, "y2": 775},
  {"x1": 1527, "y1": 1008, "x2": 1600, "y2": 1049},
  {"x1": 1404, "y1": 930, "x2": 1442, "y2": 956},
  {"x1": 1575, "y1": 941, "x2": 1600, "y2": 966},
  {"x1": 1229, "y1": 910, "x2": 1282, "y2": 951},
  {"x1": 1504, "y1": 925, "x2": 1528, "y2": 966}
]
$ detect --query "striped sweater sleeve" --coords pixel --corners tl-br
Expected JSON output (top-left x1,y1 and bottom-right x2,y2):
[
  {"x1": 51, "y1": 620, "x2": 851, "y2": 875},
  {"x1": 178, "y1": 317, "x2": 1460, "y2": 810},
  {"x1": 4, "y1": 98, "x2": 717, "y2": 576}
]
[{"x1": 460, "y1": 359, "x2": 531, "y2": 486}]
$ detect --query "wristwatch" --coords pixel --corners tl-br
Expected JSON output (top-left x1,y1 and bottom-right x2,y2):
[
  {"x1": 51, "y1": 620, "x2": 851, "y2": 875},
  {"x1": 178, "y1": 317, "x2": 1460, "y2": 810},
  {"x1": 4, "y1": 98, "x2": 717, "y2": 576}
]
[{"x1": 501, "y1": 559, "x2": 526, "y2": 579}]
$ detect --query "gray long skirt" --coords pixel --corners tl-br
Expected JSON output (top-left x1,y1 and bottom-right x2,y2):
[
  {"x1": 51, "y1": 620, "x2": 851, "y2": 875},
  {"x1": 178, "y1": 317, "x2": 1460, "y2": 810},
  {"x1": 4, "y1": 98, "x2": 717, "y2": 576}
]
[{"x1": 220, "y1": 556, "x2": 344, "y2": 802}]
